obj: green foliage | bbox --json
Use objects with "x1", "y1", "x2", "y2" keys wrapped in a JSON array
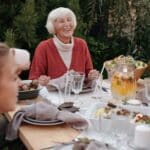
[
  {"x1": 0, "y1": 0, "x2": 149, "y2": 79},
  {"x1": 13, "y1": 0, "x2": 38, "y2": 48},
  {"x1": 4, "y1": 29, "x2": 16, "y2": 47}
]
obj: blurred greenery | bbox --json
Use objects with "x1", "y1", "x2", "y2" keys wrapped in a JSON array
[{"x1": 0, "y1": 0, "x2": 149, "y2": 78}]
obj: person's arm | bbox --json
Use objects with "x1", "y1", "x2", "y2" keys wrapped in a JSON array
[
  {"x1": 29, "y1": 42, "x2": 48, "y2": 80},
  {"x1": 29, "y1": 42, "x2": 51, "y2": 85}
]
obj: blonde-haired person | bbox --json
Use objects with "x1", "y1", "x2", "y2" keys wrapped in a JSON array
[
  {"x1": 29, "y1": 7, "x2": 99, "y2": 85},
  {"x1": 0, "y1": 43, "x2": 18, "y2": 148},
  {"x1": 0, "y1": 43, "x2": 29, "y2": 148}
]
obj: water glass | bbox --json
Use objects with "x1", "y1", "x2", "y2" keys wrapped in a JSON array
[
  {"x1": 59, "y1": 72, "x2": 73, "y2": 103},
  {"x1": 144, "y1": 78, "x2": 150, "y2": 100},
  {"x1": 71, "y1": 72, "x2": 85, "y2": 94},
  {"x1": 70, "y1": 71, "x2": 85, "y2": 105}
]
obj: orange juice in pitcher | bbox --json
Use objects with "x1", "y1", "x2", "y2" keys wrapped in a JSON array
[{"x1": 111, "y1": 61, "x2": 136, "y2": 102}]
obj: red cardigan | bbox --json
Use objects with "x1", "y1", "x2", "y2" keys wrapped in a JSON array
[{"x1": 29, "y1": 37, "x2": 93, "y2": 79}]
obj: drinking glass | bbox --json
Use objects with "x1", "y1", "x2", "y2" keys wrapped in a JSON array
[
  {"x1": 144, "y1": 78, "x2": 150, "y2": 100},
  {"x1": 92, "y1": 75, "x2": 103, "y2": 99},
  {"x1": 58, "y1": 72, "x2": 74, "y2": 103},
  {"x1": 70, "y1": 72, "x2": 85, "y2": 106}
]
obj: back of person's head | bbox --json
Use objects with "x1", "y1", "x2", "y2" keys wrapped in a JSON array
[
  {"x1": 12, "y1": 48, "x2": 30, "y2": 71},
  {"x1": 46, "y1": 7, "x2": 77, "y2": 35}
]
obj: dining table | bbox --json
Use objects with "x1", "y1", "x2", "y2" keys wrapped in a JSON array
[
  {"x1": 5, "y1": 83, "x2": 105, "y2": 150},
  {"x1": 4, "y1": 79, "x2": 148, "y2": 150},
  {"x1": 5, "y1": 96, "x2": 81, "y2": 150}
]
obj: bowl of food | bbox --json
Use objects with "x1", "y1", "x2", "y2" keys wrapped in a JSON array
[
  {"x1": 134, "y1": 61, "x2": 148, "y2": 81},
  {"x1": 104, "y1": 55, "x2": 147, "y2": 81},
  {"x1": 18, "y1": 80, "x2": 40, "y2": 100}
]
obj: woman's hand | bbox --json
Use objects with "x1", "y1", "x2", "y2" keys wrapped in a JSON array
[
  {"x1": 88, "y1": 69, "x2": 100, "y2": 80},
  {"x1": 38, "y1": 75, "x2": 50, "y2": 86}
]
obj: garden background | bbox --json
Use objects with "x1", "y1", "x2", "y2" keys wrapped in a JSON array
[{"x1": 0, "y1": 0, "x2": 149, "y2": 78}]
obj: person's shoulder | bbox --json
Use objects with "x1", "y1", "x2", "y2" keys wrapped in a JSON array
[
  {"x1": 38, "y1": 38, "x2": 53, "y2": 47},
  {"x1": 35, "y1": 38, "x2": 53, "y2": 51},
  {"x1": 74, "y1": 37, "x2": 87, "y2": 45}
]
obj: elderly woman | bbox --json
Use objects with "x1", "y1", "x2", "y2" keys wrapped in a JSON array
[{"x1": 29, "y1": 7, "x2": 99, "y2": 86}]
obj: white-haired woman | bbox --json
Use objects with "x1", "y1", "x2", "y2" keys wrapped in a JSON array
[{"x1": 29, "y1": 7, "x2": 99, "y2": 86}]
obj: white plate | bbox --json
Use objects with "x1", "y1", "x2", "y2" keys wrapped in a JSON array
[
  {"x1": 127, "y1": 99, "x2": 142, "y2": 105},
  {"x1": 25, "y1": 117, "x2": 61, "y2": 123},
  {"x1": 23, "y1": 117, "x2": 64, "y2": 126}
]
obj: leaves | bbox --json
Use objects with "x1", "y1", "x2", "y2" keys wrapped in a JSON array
[
  {"x1": 14, "y1": 0, "x2": 38, "y2": 48},
  {"x1": 4, "y1": 29, "x2": 16, "y2": 47}
]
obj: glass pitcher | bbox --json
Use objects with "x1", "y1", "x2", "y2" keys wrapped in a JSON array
[{"x1": 111, "y1": 60, "x2": 137, "y2": 102}]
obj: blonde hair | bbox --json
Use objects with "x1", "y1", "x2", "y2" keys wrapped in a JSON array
[{"x1": 45, "y1": 7, "x2": 77, "y2": 35}]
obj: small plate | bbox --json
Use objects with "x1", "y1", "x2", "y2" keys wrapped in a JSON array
[
  {"x1": 24, "y1": 117, "x2": 64, "y2": 126},
  {"x1": 127, "y1": 99, "x2": 142, "y2": 105},
  {"x1": 81, "y1": 87, "x2": 94, "y2": 94}
]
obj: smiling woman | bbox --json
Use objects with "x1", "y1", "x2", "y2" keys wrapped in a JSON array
[{"x1": 29, "y1": 7, "x2": 99, "y2": 86}]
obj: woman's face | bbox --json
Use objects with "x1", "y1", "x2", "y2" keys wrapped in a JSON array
[
  {"x1": 54, "y1": 16, "x2": 74, "y2": 43},
  {"x1": 0, "y1": 52, "x2": 18, "y2": 113}
]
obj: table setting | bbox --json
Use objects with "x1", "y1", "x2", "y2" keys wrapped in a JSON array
[
  {"x1": 6, "y1": 100, "x2": 88, "y2": 141},
  {"x1": 6, "y1": 55, "x2": 150, "y2": 150}
]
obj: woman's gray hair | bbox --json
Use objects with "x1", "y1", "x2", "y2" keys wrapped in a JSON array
[{"x1": 45, "y1": 7, "x2": 77, "y2": 35}]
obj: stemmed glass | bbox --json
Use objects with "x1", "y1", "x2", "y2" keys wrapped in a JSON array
[{"x1": 70, "y1": 71, "x2": 85, "y2": 106}]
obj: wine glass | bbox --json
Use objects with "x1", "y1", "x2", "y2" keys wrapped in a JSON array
[
  {"x1": 144, "y1": 77, "x2": 150, "y2": 100},
  {"x1": 70, "y1": 72, "x2": 85, "y2": 106}
]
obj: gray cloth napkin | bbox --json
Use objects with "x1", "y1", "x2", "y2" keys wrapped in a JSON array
[{"x1": 6, "y1": 101, "x2": 88, "y2": 141}]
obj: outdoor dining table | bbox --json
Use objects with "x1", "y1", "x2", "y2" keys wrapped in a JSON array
[
  {"x1": 5, "y1": 96, "x2": 80, "y2": 150},
  {"x1": 4, "y1": 79, "x2": 146, "y2": 150},
  {"x1": 4, "y1": 80, "x2": 107, "y2": 150}
]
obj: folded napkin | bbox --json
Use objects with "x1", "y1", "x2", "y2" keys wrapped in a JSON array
[
  {"x1": 40, "y1": 87, "x2": 61, "y2": 105},
  {"x1": 47, "y1": 74, "x2": 66, "y2": 90},
  {"x1": 6, "y1": 101, "x2": 88, "y2": 141}
]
